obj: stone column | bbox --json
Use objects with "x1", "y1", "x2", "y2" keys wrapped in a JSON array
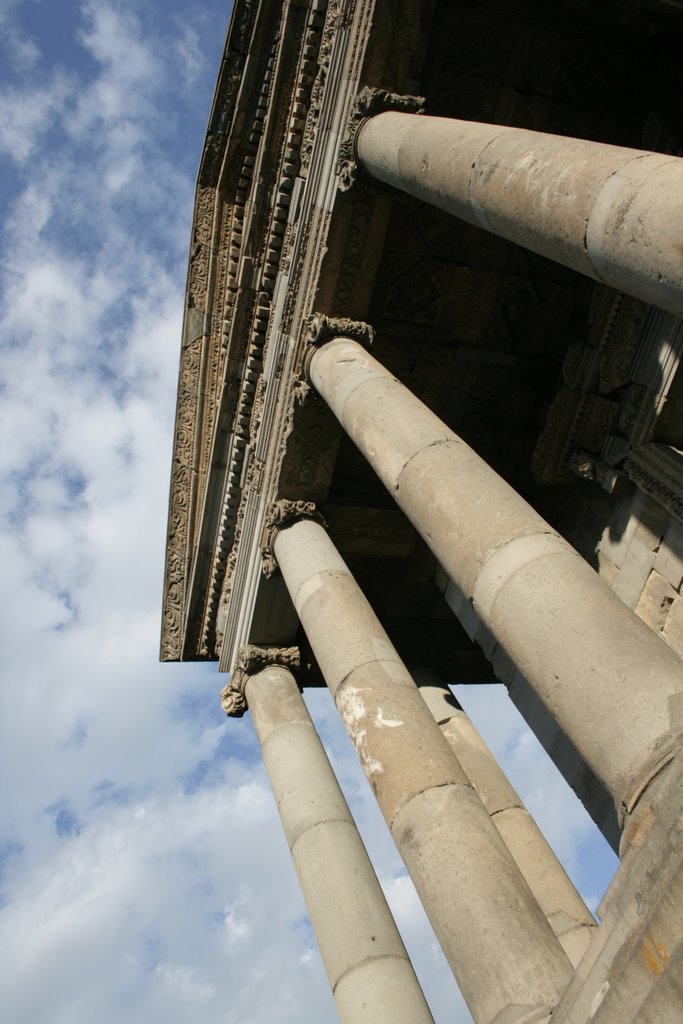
[
  {"x1": 263, "y1": 505, "x2": 573, "y2": 1024},
  {"x1": 305, "y1": 318, "x2": 683, "y2": 830},
  {"x1": 414, "y1": 668, "x2": 596, "y2": 968},
  {"x1": 343, "y1": 90, "x2": 683, "y2": 316},
  {"x1": 221, "y1": 646, "x2": 435, "y2": 1024}
]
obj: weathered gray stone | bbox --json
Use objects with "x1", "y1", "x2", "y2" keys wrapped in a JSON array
[
  {"x1": 597, "y1": 491, "x2": 644, "y2": 570},
  {"x1": 309, "y1": 337, "x2": 683, "y2": 819},
  {"x1": 245, "y1": 661, "x2": 435, "y2": 1024},
  {"x1": 356, "y1": 112, "x2": 683, "y2": 316},
  {"x1": 634, "y1": 570, "x2": 678, "y2": 633},
  {"x1": 272, "y1": 517, "x2": 573, "y2": 1024},
  {"x1": 613, "y1": 538, "x2": 657, "y2": 609},
  {"x1": 663, "y1": 597, "x2": 683, "y2": 658},
  {"x1": 653, "y1": 520, "x2": 683, "y2": 591},
  {"x1": 416, "y1": 674, "x2": 596, "y2": 967}
]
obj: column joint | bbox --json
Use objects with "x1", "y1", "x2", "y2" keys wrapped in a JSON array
[
  {"x1": 331, "y1": 952, "x2": 416, "y2": 994},
  {"x1": 390, "y1": 778, "x2": 475, "y2": 831},
  {"x1": 289, "y1": 814, "x2": 358, "y2": 856}
]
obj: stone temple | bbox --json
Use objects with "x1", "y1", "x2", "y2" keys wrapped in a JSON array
[{"x1": 161, "y1": 1, "x2": 683, "y2": 1020}]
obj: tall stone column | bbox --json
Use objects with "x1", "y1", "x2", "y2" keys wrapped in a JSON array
[
  {"x1": 220, "y1": 646, "x2": 436, "y2": 1024},
  {"x1": 341, "y1": 89, "x2": 683, "y2": 316},
  {"x1": 414, "y1": 668, "x2": 596, "y2": 968},
  {"x1": 304, "y1": 317, "x2": 683, "y2": 830},
  {"x1": 262, "y1": 504, "x2": 573, "y2": 1024}
]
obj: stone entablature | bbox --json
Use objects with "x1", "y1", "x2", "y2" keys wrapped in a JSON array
[
  {"x1": 161, "y1": 0, "x2": 334, "y2": 661},
  {"x1": 163, "y1": 0, "x2": 430, "y2": 668}
]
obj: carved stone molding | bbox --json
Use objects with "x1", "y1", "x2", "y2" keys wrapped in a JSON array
[
  {"x1": 625, "y1": 444, "x2": 683, "y2": 524},
  {"x1": 303, "y1": 312, "x2": 374, "y2": 381},
  {"x1": 220, "y1": 645, "x2": 302, "y2": 717},
  {"x1": 261, "y1": 499, "x2": 326, "y2": 577},
  {"x1": 338, "y1": 86, "x2": 425, "y2": 192},
  {"x1": 161, "y1": 337, "x2": 203, "y2": 661},
  {"x1": 164, "y1": 0, "x2": 332, "y2": 661},
  {"x1": 306, "y1": 311, "x2": 375, "y2": 348},
  {"x1": 533, "y1": 386, "x2": 619, "y2": 485},
  {"x1": 300, "y1": 0, "x2": 342, "y2": 173},
  {"x1": 587, "y1": 287, "x2": 650, "y2": 397},
  {"x1": 570, "y1": 449, "x2": 628, "y2": 494}
]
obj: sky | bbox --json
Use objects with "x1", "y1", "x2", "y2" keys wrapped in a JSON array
[{"x1": 0, "y1": 2, "x2": 618, "y2": 1022}]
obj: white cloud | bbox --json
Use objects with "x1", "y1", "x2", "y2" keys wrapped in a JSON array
[
  {"x1": 174, "y1": 24, "x2": 203, "y2": 87},
  {"x1": 0, "y1": 1, "x2": 40, "y2": 74},
  {"x1": 0, "y1": 777, "x2": 336, "y2": 1024},
  {"x1": 0, "y1": 72, "x2": 73, "y2": 162}
]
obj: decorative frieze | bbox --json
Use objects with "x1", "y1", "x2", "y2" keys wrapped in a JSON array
[
  {"x1": 168, "y1": 0, "x2": 334, "y2": 661},
  {"x1": 193, "y1": 186, "x2": 217, "y2": 248},
  {"x1": 625, "y1": 443, "x2": 683, "y2": 524},
  {"x1": 300, "y1": 1, "x2": 341, "y2": 172},
  {"x1": 220, "y1": 644, "x2": 302, "y2": 717},
  {"x1": 532, "y1": 387, "x2": 619, "y2": 484},
  {"x1": 161, "y1": 337, "x2": 203, "y2": 660},
  {"x1": 338, "y1": 87, "x2": 425, "y2": 192},
  {"x1": 588, "y1": 287, "x2": 649, "y2": 396},
  {"x1": 261, "y1": 499, "x2": 326, "y2": 577}
]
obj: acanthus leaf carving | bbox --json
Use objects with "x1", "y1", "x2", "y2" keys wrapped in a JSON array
[
  {"x1": 261, "y1": 499, "x2": 326, "y2": 577},
  {"x1": 188, "y1": 244, "x2": 210, "y2": 311},
  {"x1": 338, "y1": 87, "x2": 425, "y2": 192},
  {"x1": 193, "y1": 186, "x2": 217, "y2": 248},
  {"x1": 303, "y1": 313, "x2": 374, "y2": 381},
  {"x1": 220, "y1": 645, "x2": 302, "y2": 717}
]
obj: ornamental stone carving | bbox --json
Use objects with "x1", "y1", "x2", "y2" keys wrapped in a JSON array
[
  {"x1": 305, "y1": 312, "x2": 375, "y2": 348},
  {"x1": 303, "y1": 313, "x2": 374, "y2": 380},
  {"x1": 220, "y1": 645, "x2": 302, "y2": 717},
  {"x1": 625, "y1": 444, "x2": 683, "y2": 524},
  {"x1": 338, "y1": 87, "x2": 425, "y2": 192},
  {"x1": 261, "y1": 499, "x2": 326, "y2": 577}
]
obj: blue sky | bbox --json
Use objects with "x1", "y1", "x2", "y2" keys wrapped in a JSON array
[{"x1": 0, "y1": 3, "x2": 617, "y2": 1022}]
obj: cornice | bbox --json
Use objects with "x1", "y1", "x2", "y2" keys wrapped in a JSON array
[
  {"x1": 161, "y1": 0, "x2": 272, "y2": 662},
  {"x1": 162, "y1": 0, "x2": 333, "y2": 661},
  {"x1": 198, "y1": 3, "x2": 332, "y2": 660},
  {"x1": 217, "y1": 0, "x2": 404, "y2": 671},
  {"x1": 163, "y1": 0, "x2": 413, "y2": 667}
]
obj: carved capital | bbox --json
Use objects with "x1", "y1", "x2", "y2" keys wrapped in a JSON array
[
  {"x1": 220, "y1": 645, "x2": 302, "y2": 718},
  {"x1": 261, "y1": 499, "x2": 326, "y2": 577},
  {"x1": 338, "y1": 87, "x2": 425, "y2": 192},
  {"x1": 303, "y1": 313, "x2": 374, "y2": 381}
]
